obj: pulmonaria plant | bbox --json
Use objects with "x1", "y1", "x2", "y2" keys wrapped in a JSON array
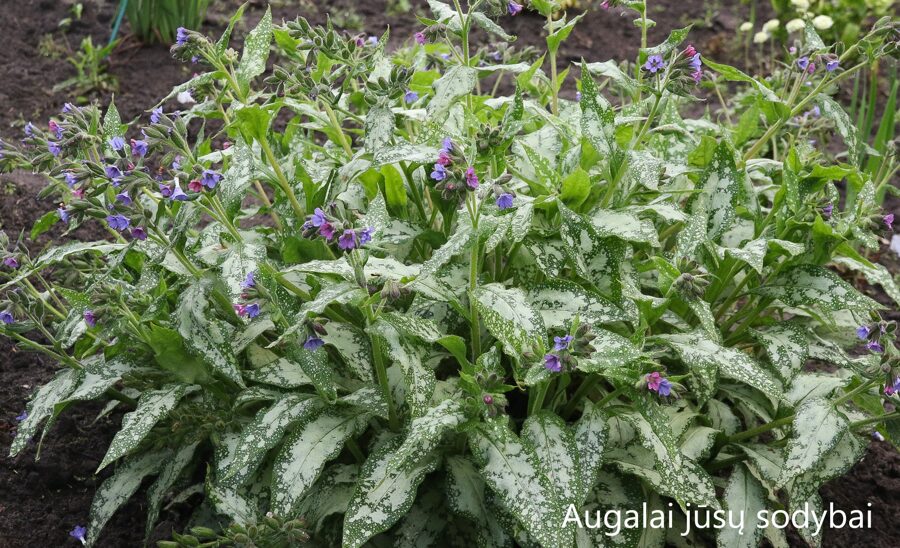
[{"x1": 0, "y1": 2, "x2": 898, "y2": 547}]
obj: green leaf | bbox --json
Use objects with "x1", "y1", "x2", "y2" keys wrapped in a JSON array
[
  {"x1": 380, "y1": 163, "x2": 407, "y2": 210},
  {"x1": 833, "y1": 255, "x2": 900, "y2": 307},
  {"x1": 271, "y1": 405, "x2": 371, "y2": 515},
  {"x1": 86, "y1": 451, "x2": 167, "y2": 547},
  {"x1": 343, "y1": 436, "x2": 439, "y2": 548},
  {"x1": 236, "y1": 7, "x2": 272, "y2": 86},
  {"x1": 30, "y1": 210, "x2": 59, "y2": 240},
  {"x1": 717, "y1": 464, "x2": 766, "y2": 548},
  {"x1": 221, "y1": 393, "x2": 321, "y2": 487},
  {"x1": 778, "y1": 397, "x2": 850, "y2": 488},
  {"x1": 559, "y1": 168, "x2": 591, "y2": 209},
  {"x1": 284, "y1": 344, "x2": 338, "y2": 402},
  {"x1": 661, "y1": 332, "x2": 782, "y2": 403},
  {"x1": 471, "y1": 11, "x2": 515, "y2": 41},
  {"x1": 528, "y1": 278, "x2": 632, "y2": 328},
  {"x1": 98, "y1": 384, "x2": 195, "y2": 471},
  {"x1": 428, "y1": 65, "x2": 477, "y2": 116},
  {"x1": 9, "y1": 368, "x2": 81, "y2": 457},
  {"x1": 470, "y1": 420, "x2": 568, "y2": 547},
  {"x1": 372, "y1": 319, "x2": 436, "y2": 417},
  {"x1": 817, "y1": 95, "x2": 861, "y2": 163},
  {"x1": 472, "y1": 283, "x2": 546, "y2": 356},
  {"x1": 639, "y1": 25, "x2": 691, "y2": 64},
  {"x1": 755, "y1": 264, "x2": 881, "y2": 312},
  {"x1": 703, "y1": 58, "x2": 784, "y2": 104}
]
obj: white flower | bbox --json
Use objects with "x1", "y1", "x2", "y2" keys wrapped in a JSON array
[
  {"x1": 753, "y1": 31, "x2": 770, "y2": 44},
  {"x1": 176, "y1": 90, "x2": 196, "y2": 104},
  {"x1": 890, "y1": 234, "x2": 900, "y2": 256},
  {"x1": 762, "y1": 19, "x2": 780, "y2": 33},
  {"x1": 812, "y1": 15, "x2": 834, "y2": 30},
  {"x1": 786, "y1": 18, "x2": 805, "y2": 33},
  {"x1": 790, "y1": 0, "x2": 810, "y2": 9},
  {"x1": 739, "y1": 22, "x2": 753, "y2": 32}
]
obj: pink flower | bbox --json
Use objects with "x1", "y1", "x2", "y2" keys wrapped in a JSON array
[
  {"x1": 414, "y1": 31, "x2": 426, "y2": 45},
  {"x1": 646, "y1": 372, "x2": 662, "y2": 391}
]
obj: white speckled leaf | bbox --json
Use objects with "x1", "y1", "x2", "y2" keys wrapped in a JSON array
[
  {"x1": 343, "y1": 436, "x2": 439, "y2": 548},
  {"x1": 236, "y1": 7, "x2": 272, "y2": 86},
  {"x1": 751, "y1": 324, "x2": 810, "y2": 382},
  {"x1": 785, "y1": 373, "x2": 848, "y2": 405},
  {"x1": 522, "y1": 412, "x2": 580, "y2": 506},
  {"x1": 702, "y1": 141, "x2": 741, "y2": 241},
  {"x1": 417, "y1": 221, "x2": 474, "y2": 281},
  {"x1": 220, "y1": 137, "x2": 257, "y2": 209},
  {"x1": 558, "y1": 201, "x2": 625, "y2": 298},
  {"x1": 296, "y1": 464, "x2": 359, "y2": 532},
  {"x1": 381, "y1": 311, "x2": 444, "y2": 343},
  {"x1": 525, "y1": 237, "x2": 568, "y2": 277},
  {"x1": 145, "y1": 442, "x2": 199, "y2": 540},
  {"x1": 390, "y1": 399, "x2": 464, "y2": 472},
  {"x1": 662, "y1": 332, "x2": 782, "y2": 402},
  {"x1": 372, "y1": 142, "x2": 440, "y2": 167},
  {"x1": 717, "y1": 464, "x2": 766, "y2": 548},
  {"x1": 284, "y1": 344, "x2": 338, "y2": 402},
  {"x1": 588, "y1": 209, "x2": 660, "y2": 246},
  {"x1": 444, "y1": 456, "x2": 510, "y2": 547},
  {"x1": 833, "y1": 255, "x2": 900, "y2": 307},
  {"x1": 271, "y1": 405, "x2": 370, "y2": 515},
  {"x1": 573, "y1": 401, "x2": 607, "y2": 506},
  {"x1": 428, "y1": 65, "x2": 477, "y2": 116},
  {"x1": 472, "y1": 283, "x2": 546, "y2": 356},
  {"x1": 9, "y1": 368, "x2": 80, "y2": 457},
  {"x1": 221, "y1": 240, "x2": 265, "y2": 300},
  {"x1": 755, "y1": 264, "x2": 880, "y2": 312},
  {"x1": 177, "y1": 281, "x2": 243, "y2": 386},
  {"x1": 680, "y1": 426, "x2": 718, "y2": 461},
  {"x1": 675, "y1": 200, "x2": 708, "y2": 261},
  {"x1": 365, "y1": 106, "x2": 395, "y2": 153},
  {"x1": 221, "y1": 393, "x2": 321, "y2": 487},
  {"x1": 527, "y1": 278, "x2": 632, "y2": 328},
  {"x1": 470, "y1": 420, "x2": 569, "y2": 548},
  {"x1": 778, "y1": 397, "x2": 849, "y2": 488},
  {"x1": 684, "y1": 298, "x2": 720, "y2": 343},
  {"x1": 232, "y1": 319, "x2": 275, "y2": 353},
  {"x1": 372, "y1": 319, "x2": 436, "y2": 417},
  {"x1": 86, "y1": 450, "x2": 167, "y2": 547},
  {"x1": 98, "y1": 384, "x2": 195, "y2": 471},
  {"x1": 244, "y1": 352, "x2": 313, "y2": 388},
  {"x1": 576, "y1": 330, "x2": 641, "y2": 371},
  {"x1": 817, "y1": 95, "x2": 860, "y2": 162},
  {"x1": 321, "y1": 322, "x2": 374, "y2": 382}
]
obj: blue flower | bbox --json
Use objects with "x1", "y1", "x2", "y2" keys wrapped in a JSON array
[
  {"x1": 3, "y1": 257, "x2": 18, "y2": 269},
  {"x1": 358, "y1": 226, "x2": 375, "y2": 245},
  {"x1": 304, "y1": 336, "x2": 325, "y2": 350},
  {"x1": 310, "y1": 207, "x2": 328, "y2": 227},
  {"x1": 658, "y1": 378, "x2": 672, "y2": 397},
  {"x1": 0, "y1": 311, "x2": 13, "y2": 324},
  {"x1": 200, "y1": 169, "x2": 221, "y2": 189},
  {"x1": 797, "y1": 57, "x2": 810, "y2": 71},
  {"x1": 176, "y1": 27, "x2": 189, "y2": 46},
  {"x1": 241, "y1": 271, "x2": 256, "y2": 289},
  {"x1": 24, "y1": 122, "x2": 35, "y2": 137},
  {"x1": 70, "y1": 525, "x2": 87, "y2": 544},
  {"x1": 826, "y1": 59, "x2": 839, "y2": 72},
  {"x1": 404, "y1": 90, "x2": 419, "y2": 104},
  {"x1": 57, "y1": 208, "x2": 70, "y2": 223},
  {"x1": 643, "y1": 55, "x2": 666, "y2": 73},
  {"x1": 116, "y1": 191, "x2": 132, "y2": 206},
  {"x1": 170, "y1": 183, "x2": 188, "y2": 201},
  {"x1": 106, "y1": 214, "x2": 130, "y2": 231},
  {"x1": 440, "y1": 137, "x2": 454, "y2": 153},
  {"x1": 245, "y1": 303, "x2": 260, "y2": 318},
  {"x1": 150, "y1": 107, "x2": 163, "y2": 124},
  {"x1": 130, "y1": 227, "x2": 147, "y2": 240},
  {"x1": 105, "y1": 165, "x2": 123, "y2": 185},
  {"x1": 83, "y1": 310, "x2": 96, "y2": 327},
  {"x1": 553, "y1": 335, "x2": 573, "y2": 351},
  {"x1": 856, "y1": 325, "x2": 870, "y2": 340},
  {"x1": 131, "y1": 139, "x2": 148, "y2": 157},
  {"x1": 109, "y1": 136, "x2": 126, "y2": 151},
  {"x1": 430, "y1": 163, "x2": 447, "y2": 181},
  {"x1": 15, "y1": 410, "x2": 27, "y2": 422},
  {"x1": 496, "y1": 193, "x2": 514, "y2": 210},
  {"x1": 48, "y1": 142, "x2": 61, "y2": 156},
  {"x1": 338, "y1": 229, "x2": 358, "y2": 250},
  {"x1": 508, "y1": 1, "x2": 523, "y2": 15},
  {"x1": 544, "y1": 353, "x2": 562, "y2": 372},
  {"x1": 65, "y1": 172, "x2": 78, "y2": 187}
]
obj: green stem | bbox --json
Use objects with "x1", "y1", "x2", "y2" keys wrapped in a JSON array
[
  {"x1": 727, "y1": 414, "x2": 794, "y2": 443},
  {"x1": 561, "y1": 375, "x2": 601, "y2": 418},
  {"x1": 259, "y1": 137, "x2": 305, "y2": 219},
  {"x1": 322, "y1": 101, "x2": 353, "y2": 156}
]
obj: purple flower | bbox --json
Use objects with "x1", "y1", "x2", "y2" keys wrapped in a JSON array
[
  {"x1": 310, "y1": 207, "x2": 328, "y2": 227},
  {"x1": 658, "y1": 378, "x2": 672, "y2": 397},
  {"x1": 575, "y1": 91, "x2": 582, "y2": 102},
  {"x1": 826, "y1": 59, "x2": 839, "y2": 72},
  {"x1": 245, "y1": 303, "x2": 260, "y2": 318},
  {"x1": 404, "y1": 90, "x2": 419, "y2": 104},
  {"x1": 62, "y1": 103, "x2": 76, "y2": 113},
  {"x1": 105, "y1": 165, "x2": 123, "y2": 184},
  {"x1": 355, "y1": 36, "x2": 365, "y2": 47},
  {"x1": 797, "y1": 57, "x2": 810, "y2": 71},
  {"x1": 884, "y1": 213, "x2": 894, "y2": 231},
  {"x1": 465, "y1": 167, "x2": 479, "y2": 189},
  {"x1": 241, "y1": 271, "x2": 255, "y2": 289},
  {"x1": 338, "y1": 229, "x2": 358, "y2": 250},
  {"x1": 646, "y1": 372, "x2": 663, "y2": 391},
  {"x1": 440, "y1": 137, "x2": 454, "y2": 154},
  {"x1": 65, "y1": 172, "x2": 78, "y2": 187},
  {"x1": 806, "y1": 62, "x2": 816, "y2": 74},
  {"x1": 3, "y1": 257, "x2": 19, "y2": 269},
  {"x1": 171, "y1": 184, "x2": 188, "y2": 201},
  {"x1": 70, "y1": 525, "x2": 87, "y2": 544},
  {"x1": 83, "y1": 310, "x2": 96, "y2": 327},
  {"x1": 201, "y1": 169, "x2": 221, "y2": 189},
  {"x1": 188, "y1": 180, "x2": 203, "y2": 193},
  {"x1": 496, "y1": 193, "x2": 515, "y2": 210},
  {"x1": 130, "y1": 139, "x2": 148, "y2": 157},
  {"x1": 873, "y1": 431, "x2": 886, "y2": 441},
  {"x1": 150, "y1": 107, "x2": 163, "y2": 124},
  {"x1": 171, "y1": 156, "x2": 182, "y2": 170},
  {"x1": 808, "y1": 105, "x2": 821, "y2": 118},
  {"x1": 0, "y1": 311, "x2": 13, "y2": 324},
  {"x1": 116, "y1": 191, "x2": 132, "y2": 206},
  {"x1": 57, "y1": 208, "x2": 70, "y2": 223},
  {"x1": 15, "y1": 410, "x2": 27, "y2": 422},
  {"x1": 109, "y1": 136, "x2": 125, "y2": 151},
  {"x1": 414, "y1": 31, "x2": 426, "y2": 45},
  {"x1": 544, "y1": 353, "x2": 562, "y2": 372},
  {"x1": 159, "y1": 183, "x2": 173, "y2": 198},
  {"x1": 176, "y1": 27, "x2": 189, "y2": 46},
  {"x1": 318, "y1": 222, "x2": 335, "y2": 240},
  {"x1": 822, "y1": 203, "x2": 833, "y2": 218},
  {"x1": 430, "y1": 163, "x2": 447, "y2": 181},
  {"x1": 130, "y1": 227, "x2": 147, "y2": 240},
  {"x1": 508, "y1": 1, "x2": 523, "y2": 15},
  {"x1": 437, "y1": 150, "x2": 452, "y2": 166},
  {"x1": 233, "y1": 304, "x2": 246, "y2": 316},
  {"x1": 689, "y1": 52, "x2": 702, "y2": 72},
  {"x1": 643, "y1": 55, "x2": 666, "y2": 73},
  {"x1": 49, "y1": 120, "x2": 64, "y2": 140},
  {"x1": 106, "y1": 214, "x2": 130, "y2": 231},
  {"x1": 553, "y1": 335, "x2": 573, "y2": 351},
  {"x1": 857, "y1": 325, "x2": 871, "y2": 340},
  {"x1": 483, "y1": 394, "x2": 494, "y2": 405},
  {"x1": 867, "y1": 340, "x2": 884, "y2": 353},
  {"x1": 303, "y1": 336, "x2": 325, "y2": 350},
  {"x1": 358, "y1": 226, "x2": 374, "y2": 245},
  {"x1": 48, "y1": 142, "x2": 61, "y2": 156},
  {"x1": 24, "y1": 122, "x2": 35, "y2": 137}
]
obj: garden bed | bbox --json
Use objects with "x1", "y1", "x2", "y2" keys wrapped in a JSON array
[{"x1": 0, "y1": 1, "x2": 897, "y2": 546}]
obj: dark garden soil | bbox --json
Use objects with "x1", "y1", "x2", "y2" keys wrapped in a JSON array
[{"x1": 0, "y1": 1, "x2": 897, "y2": 547}]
